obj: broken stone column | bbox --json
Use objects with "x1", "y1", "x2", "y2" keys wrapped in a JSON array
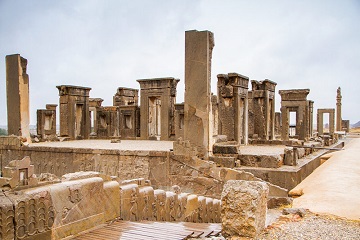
[
  {"x1": 174, "y1": 103, "x2": 185, "y2": 140},
  {"x1": 184, "y1": 30, "x2": 215, "y2": 158},
  {"x1": 56, "y1": 85, "x2": 91, "y2": 140},
  {"x1": 336, "y1": 87, "x2": 342, "y2": 131},
  {"x1": 221, "y1": 180, "x2": 269, "y2": 238},
  {"x1": 6, "y1": 54, "x2": 31, "y2": 142}
]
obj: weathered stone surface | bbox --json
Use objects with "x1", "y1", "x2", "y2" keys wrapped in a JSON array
[
  {"x1": 138, "y1": 186, "x2": 155, "y2": 221},
  {"x1": 209, "y1": 156, "x2": 236, "y2": 168},
  {"x1": 6, "y1": 54, "x2": 31, "y2": 142},
  {"x1": 221, "y1": 180, "x2": 269, "y2": 238},
  {"x1": 183, "y1": 30, "x2": 214, "y2": 158},
  {"x1": 0, "y1": 192, "x2": 15, "y2": 240},
  {"x1": 120, "y1": 183, "x2": 139, "y2": 221},
  {"x1": 282, "y1": 207, "x2": 306, "y2": 217},
  {"x1": 103, "y1": 180, "x2": 121, "y2": 222},
  {"x1": 213, "y1": 142, "x2": 239, "y2": 154},
  {"x1": 267, "y1": 197, "x2": 293, "y2": 209},
  {"x1": 284, "y1": 147, "x2": 297, "y2": 166},
  {"x1": 240, "y1": 154, "x2": 283, "y2": 168},
  {"x1": 50, "y1": 177, "x2": 105, "y2": 239}
]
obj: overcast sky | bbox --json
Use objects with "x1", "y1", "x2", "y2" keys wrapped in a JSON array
[{"x1": 1, "y1": 0, "x2": 359, "y2": 126}]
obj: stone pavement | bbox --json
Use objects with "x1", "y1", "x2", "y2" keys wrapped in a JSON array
[{"x1": 290, "y1": 137, "x2": 360, "y2": 220}]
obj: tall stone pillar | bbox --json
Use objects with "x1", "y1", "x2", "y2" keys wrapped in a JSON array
[
  {"x1": 184, "y1": 30, "x2": 214, "y2": 158},
  {"x1": 336, "y1": 87, "x2": 342, "y2": 131},
  {"x1": 6, "y1": 54, "x2": 31, "y2": 142}
]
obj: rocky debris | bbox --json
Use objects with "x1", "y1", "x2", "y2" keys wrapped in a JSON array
[
  {"x1": 267, "y1": 197, "x2": 293, "y2": 209},
  {"x1": 38, "y1": 173, "x2": 60, "y2": 182},
  {"x1": 257, "y1": 212, "x2": 360, "y2": 240},
  {"x1": 110, "y1": 138, "x2": 121, "y2": 143},
  {"x1": 221, "y1": 180, "x2": 269, "y2": 238},
  {"x1": 282, "y1": 207, "x2": 307, "y2": 217}
]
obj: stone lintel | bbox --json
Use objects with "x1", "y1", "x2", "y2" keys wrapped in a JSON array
[
  {"x1": 317, "y1": 108, "x2": 335, "y2": 113},
  {"x1": 251, "y1": 79, "x2": 277, "y2": 92},
  {"x1": 218, "y1": 73, "x2": 249, "y2": 89},
  {"x1": 279, "y1": 89, "x2": 310, "y2": 101},
  {"x1": 137, "y1": 77, "x2": 180, "y2": 89},
  {"x1": 101, "y1": 106, "x2": 119, "y2": 112},
  {"x1": 116, "y1": 87, "x2": 139, "y2": 96},
  {"x1": 56, "y1": 85, "x2": 91, "y2": 96},
  {"x1": 46, "y1": 104, "x2": 58, "y2": 110}
]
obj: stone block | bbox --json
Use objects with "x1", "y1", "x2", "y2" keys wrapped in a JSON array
[
  {"x1": 138, "y1": 186, "x2": 155, "y2": 221},
  {"x1": 103, "y1": 181, "x2": 121, "y2": 222},
  {"x1": 284, "y1": 147, "x2": 297, "y2": 166},
  {"x1": 221, "y1": 180, "x2": 269, "y2": 238},
  {"x1": 213, "y1": 142, "x2": 239, "y2": 154},
  {"x1": 7, "y1": 185, "x2": 54, "y2": 240},
  {"x1": 177, "y1": 192, "x2": 189, "y2": 221},
  {"x1": 119, "y1": 183, "x2": 139, "y2": 221},
  {"x1": 205, "y1": 197, "x2": 214, "y2": 223},
  {"x1": 184, "y1": 194, "x2": 198, "y2": 222},
  {"x1": 197, "y1": 196, "x2": 206, "y2": 223},
  {"x1": 213, "y1": 199, "x2": 221, "y2": 223},
  {"x1": 0, "y1": 192, "x2": 15, "y2": 240},
  {"x1": 209, "y1": 156, "x2": 236, "y2": 168},
  {"x1": 240, "y1": 154, "x2": 283, "y2": 168},
  {"x1": 165, "y1": 191, "x2": 178, "y2": 221},
  {"x1": 154, "y1": 189, "x2": 166, "y2": 221},
  {"x1": 50, "y1": 177, "x2": 105, "y2": 239}
]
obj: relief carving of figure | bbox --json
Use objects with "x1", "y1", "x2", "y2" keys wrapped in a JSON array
[{"x1": 130, "y1": 188, "x2": 138, "y2": 221}]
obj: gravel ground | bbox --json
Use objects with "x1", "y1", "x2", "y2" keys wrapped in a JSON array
[{"x1": 257, "y1": 211, "x2": 360, "y2": 240}]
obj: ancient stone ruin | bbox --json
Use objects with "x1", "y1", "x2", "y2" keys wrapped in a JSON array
[{"x1": 1, "y1": 29, "x2": 348, "y2": 239}]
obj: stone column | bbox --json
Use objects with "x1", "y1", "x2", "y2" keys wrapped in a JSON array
[
  {"x1": 308, "y1": 100, "x2": 314, "y2": 138},
  {"x1": 336, "y1": 87, "x2": 342, "y2": 131},
  {"x1": 6, "y1": 54, "x2": 31, "y2": 142},
  {"x1": 184, "y1": 30, "x2": 214, "y2": 158},
  {"x1": 329, "y1": 109, "x2": 335, "y2": 136},
  {"x1": 281, "y1": 106, "x2": 289, "y2": 141},
  {"x1": 317, "y1": 109, "x2": 324, "y2": 136}
]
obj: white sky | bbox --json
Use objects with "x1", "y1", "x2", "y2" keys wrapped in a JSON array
[{"x1": 1, "y1": 0, "x2": 359, "y2": 125}]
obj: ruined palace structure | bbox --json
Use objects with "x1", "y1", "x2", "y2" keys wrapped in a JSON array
[
  {"x1": 2, "y1": 30, "x2": 348, "y2": 239},
  {"x1": 217, "y1": 73, "x2": 249, "y2": 145},
  {"x1": 56, "y1": 85, "x2": 91, "y2": 140},
  {"x1": 248, "y1": 79, "x2": 277, "y2": 141},
  {"x1": 279, "y1": 89, "x2": 313, "y2": 141},
  {"x1": 137, "y1": 77, "x2": 179, "y2": 141}
]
